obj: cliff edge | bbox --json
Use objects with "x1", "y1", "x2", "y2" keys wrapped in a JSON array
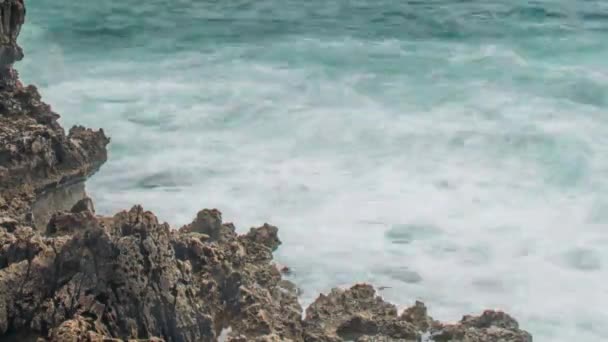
[{"x1": 0, "y1": 0, "x2": 109, "y2": 227}]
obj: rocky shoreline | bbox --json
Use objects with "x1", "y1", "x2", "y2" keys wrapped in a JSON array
[{"x1": 0, "y1": 1, "x2": 532, "y2": 341}]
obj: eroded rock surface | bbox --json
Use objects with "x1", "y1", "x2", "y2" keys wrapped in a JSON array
[
  {"x1": 0, "y1": 0, "x2": 109, "y2": 226},
  {"x1": 0, "y1": 0, "x2": 25, "y2": 68},
  {"x1": 303, "y1": 284, "x2": 532, "y2": 342},
  {"x1": 0, "y1": 206, "x2": 303, "y2": 341}
]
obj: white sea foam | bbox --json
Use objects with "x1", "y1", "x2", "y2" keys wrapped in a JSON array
[{"x1": 20, "y1": 16, "x2": 608, "y2": 341}]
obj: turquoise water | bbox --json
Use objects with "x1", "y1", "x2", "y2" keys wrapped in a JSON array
[{"x1": 19, "y1": 1, "x2": 608, "y2": 340}]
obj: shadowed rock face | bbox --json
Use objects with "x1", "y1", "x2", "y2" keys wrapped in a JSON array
[
  {"x1": 0, "y1": 0, "x2": 25, "y2": 68},
  {"x1": 0, "y1": 0, "x2": 109, "y2": 226},
  {"x1": 303, "y1": 285, "x2": 532, "y2": 342},
  {"x1": 0, "y1": 77, "x2": 110, "y2": 225},
  {"x1": 0, "y1": 1, "x2": 533, "y2": 341},
  {"x1": 1, "y1": 206, "x2": 304, "y2": 341}
]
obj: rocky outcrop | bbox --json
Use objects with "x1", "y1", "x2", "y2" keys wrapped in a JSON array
[
  {"x1": 0, "y1": 1, "x2": 533, "y2": 341},
  {"x1": 0, "y1": 206, "x2": 303, "y2": 341},
  {"x1": 303, "y1": 284, "x2": 532, "y2": 342},
  {"x1": 0, "y1": 0, "x2": 109, "y2": 226},
  {"x1": 0, "y1": 77, "x2": 109, "y2": 225},
  {"x1": 0, "y1": 203, "x2": 533, "y2": 342},
  {"x1": 0, "y1": 0, "x2": 25, "y2": 69}
]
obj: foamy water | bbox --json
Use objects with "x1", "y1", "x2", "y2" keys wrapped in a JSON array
[{"x1": 19, "y1": 1, "x2": 608, "y2": 340}]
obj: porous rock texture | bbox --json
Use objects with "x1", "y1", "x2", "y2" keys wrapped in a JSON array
[
  {"x1": 0, "y1": 1, "x2": 533, "y2": 341},
  {"x1": 0, "y1": 0, "x2": 108, "y2": 226},
  {"x1": 303, "y1": 284, "x2": 532, "y2": 342}
]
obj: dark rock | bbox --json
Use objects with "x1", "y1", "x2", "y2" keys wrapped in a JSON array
[
  {"x1": 179, "y1": 209, "x2": 236, "y2": 241},
  {"x1": 275, "y1": 263, "x2": 292, "y2": 275},
  {"x1": 70, "y1": 196, "x2": 95, "y2": 214},
  {"x1": 303, "y1": 285, "x2": 532, "y2": 342},
  {"x1": 0, "y1": 2, "x2": 108, "y2": 226},
  {"x1": 0, "y1": 206, "x2": 306, "y2": 342},
  {"x1": 303, "y1": 284, "x2": 418, "y2": 342},
  {"x1": 429, "y1": 310, "x2": 532, "y2": 342},
  {"x1": 245, "y1": 223, "x2": 281, "y2": 251},
  {"x1": 0, "y1": 0, "x2": 25, "y2": 69},
  {"x1": 0, "y1": 215, "x2": 17, "y2": 231},
  {"x1": 400, "y1": 301, "x2": 437, "y2": 332}
]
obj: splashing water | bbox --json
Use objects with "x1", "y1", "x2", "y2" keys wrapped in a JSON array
[{"x1": 19, "y1": 1, "x2": 608, "y2": 340}]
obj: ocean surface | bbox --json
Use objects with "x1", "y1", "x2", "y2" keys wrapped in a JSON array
[{"x1": 19, "y1": 1, "x2": 608, "y2": 340}]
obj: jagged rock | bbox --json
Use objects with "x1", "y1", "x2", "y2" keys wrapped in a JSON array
[
  {"x1": 71, "y1": 196, "x2": 95, "y2": 214},
  {"x1": 0, "y1": 0, "x2": 25, "y2": 69},
  {"x1": 303, "y1": 285, "x2": 532, "y2": 342},
  {"x1": 245, "y1": 223, "x2": 281, "y2": 251},
  {"x1": 0, "y1": 206, "x2": 306, "y2": 341},
  {"x1": 430, "y1": 310, "x2": 533, "y2": 342},
  {"x1": 179, "y1": 209, "x2": 236, "y2": 241},
  {"x1": 46, "y1": 210, "x2": 98, "y2": 236},
  {"x1": 0, "y1": 0, "x2": 108, "y2": 225},
  {"x1": 49, "y1": 315, "x2": 165, "y2": 342},
  {"x1": 400, "y1": 301, "x2": 438, "y2": 332},
  {"x1": 0, "y1": 80, "x2": 109, "y2": 225},
  {"x1": 303, "y1": 284, "x2": 419, "y2": 342},
  {"x1": 0, "y1": 216, "x2": 17, "y2": 231}
]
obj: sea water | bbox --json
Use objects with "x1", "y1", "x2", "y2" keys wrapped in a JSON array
[{"x1": 19, "y1": 1, "x2": 608, "y2": 340}]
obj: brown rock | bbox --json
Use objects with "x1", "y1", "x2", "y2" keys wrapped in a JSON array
[
  {"x1": 0, "y1": 206, "x2": 306, "y2": 342},
  {"x1": 245, "y1": 223, "x2": 281, "y2": 251},
  {"x1": 400, "y1": 301, "x2": 436, "y2": 332},
  {"x1": 0, "y1": 0, "x2": 25, "y2": 68},
  {"x1": 0, "y1": 2, "x2": 109, "y2": 225},
  {"x1": 431, "y1": 310, "x2": 532, "y2": 342},
  {"x1": 303, "y1": 284, "x2": 418, "y2": 342},
  {"x1": 70, "y1": 196, "x2": 96, "y2": 214},
  {"x1": 179, "y1": 208, "x2": 236, "y2": 241},
  {"x1": 0, "y1": 216, "x2": 18, "y2": 232}
]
